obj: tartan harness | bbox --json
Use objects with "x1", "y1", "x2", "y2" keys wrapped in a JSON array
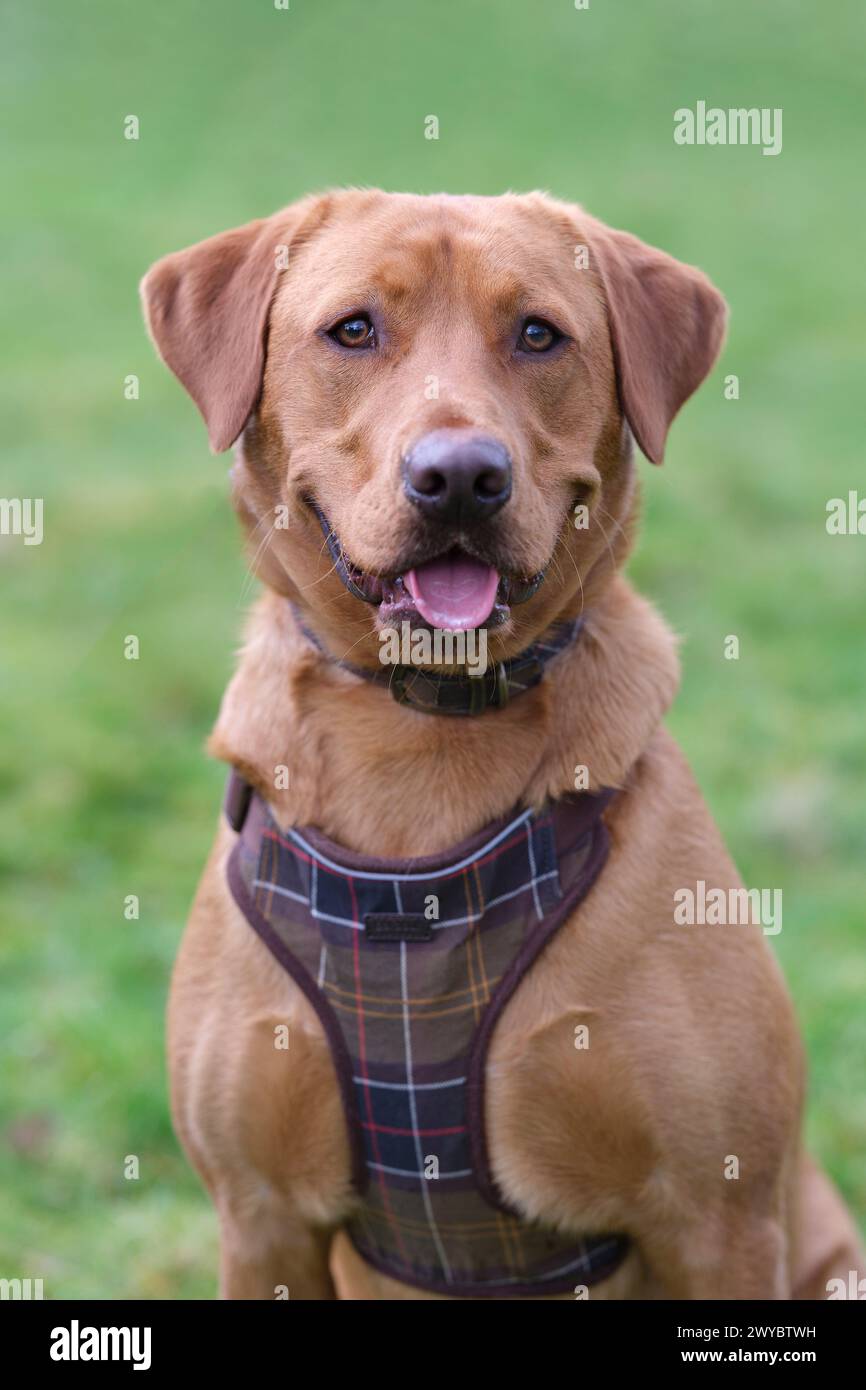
[{"x1": 225, "y1": 770, "x2": 629, "y2": 1297}]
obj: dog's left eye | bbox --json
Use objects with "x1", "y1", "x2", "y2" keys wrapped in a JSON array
[
  {"x1": 519, "y1": 319, "x2": 559, "y2": 352},
  {"x1": 330, "y1": 315, "x2": 375, "y2": 349}
]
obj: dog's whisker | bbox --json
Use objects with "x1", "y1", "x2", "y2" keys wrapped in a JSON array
[
  {"x1": 590, "y1": 506, "x2": 623, "y2": 576},
  {"x1": 573, "y1": 560, "x2": 585, "y2": 617},
  {"x1": 594, "y1": 501, "x2": 629, "y2": 545},
  {"x1": 299, "y1": 550, "x2": 344, "y2": 592},
  {"x1": 239, "y1": 519, "x2": 279, "y2": 604},
  {"x1": 559, "y1": 543, "x2": 586, "y2": 616}
]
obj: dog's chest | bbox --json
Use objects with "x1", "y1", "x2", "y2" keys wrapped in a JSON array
[{"x1": 225, "y1": 771, "x2": 627, "y2": 1295}]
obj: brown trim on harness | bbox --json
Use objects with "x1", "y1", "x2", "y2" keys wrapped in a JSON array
[
  {"x1": 222, "y1": 769, "x2": 618, "y2": 1211},
  {"x1": 222, "y1": 770, "x2": 628, "y2": 1295},
  {"x1": 468, "y1": 792, "x2": 615, "y2": 1212},
  {"x1": 226, "y1": 828, "x2": 370, "y2": 1194}
]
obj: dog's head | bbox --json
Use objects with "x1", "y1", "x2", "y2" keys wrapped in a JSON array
[{"x1": 142, "y1": 190, "x2": 725, "y2": 660}]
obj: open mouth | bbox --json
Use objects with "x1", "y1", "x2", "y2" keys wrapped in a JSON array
[{"x1": 311, "y1": 504, "x2": 545, "y2": 631}]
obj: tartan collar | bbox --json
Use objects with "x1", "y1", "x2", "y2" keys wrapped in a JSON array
[{"x1": 289, "y1": 604, "x2": 583, "y2": 716}]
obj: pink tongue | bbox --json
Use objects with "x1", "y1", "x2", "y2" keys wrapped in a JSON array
[{"x1": 405, "y1": 553, "x2": 500, "y2": 631}]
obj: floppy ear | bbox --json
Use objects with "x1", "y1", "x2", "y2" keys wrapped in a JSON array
[
  {"x1": 582, "y1": 214, "x2": 728, "y2": 464},
  {"x1": 140, "y1": 196, "x2": 330, "y2": 452}
]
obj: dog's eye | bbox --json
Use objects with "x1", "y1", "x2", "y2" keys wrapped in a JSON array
[
  {"x1": 519, "y1": 319, "x2": 559, "y2": 352},
  {"x1": 330, "y1": 315, "x2": 375, "y2": 349}
]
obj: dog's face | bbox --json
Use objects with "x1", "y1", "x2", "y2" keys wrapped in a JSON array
[{"x1": 143, "y1": 190, "x2": 726, "y2": 659}]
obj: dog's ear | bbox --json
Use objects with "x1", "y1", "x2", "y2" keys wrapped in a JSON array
[
  {"x1": 580, "y1": 214, "x2": 728, "y2": 464},
  {"x1": 140, "y1": 196, "x2": 330, "y2": 453}
]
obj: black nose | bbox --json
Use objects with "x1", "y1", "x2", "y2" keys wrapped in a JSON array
[{"x1": 402, "y1": 429, "x2": 512, "y2": 524}]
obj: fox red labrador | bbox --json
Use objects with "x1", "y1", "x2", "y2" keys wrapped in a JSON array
[{"x1": 142, "y1": 190, "x2": 864, "y2": 1299}]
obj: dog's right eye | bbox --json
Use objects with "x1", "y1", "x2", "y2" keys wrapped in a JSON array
[{"x1": 329, "y1": 315, "x2": 375, "y2": 349}]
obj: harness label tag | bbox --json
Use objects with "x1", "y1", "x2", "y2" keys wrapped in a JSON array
[{"x1": 364, "y1": 913, "x2": 433, "y2": 943}]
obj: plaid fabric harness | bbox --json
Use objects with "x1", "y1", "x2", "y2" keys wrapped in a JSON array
[{"x1": 225, "y1": 770, "x2": 629, "y2": 1297}]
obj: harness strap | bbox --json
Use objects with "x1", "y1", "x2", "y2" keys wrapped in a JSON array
[{"x1": 224, "y1": 768, "x2": 253, "y2": 833}]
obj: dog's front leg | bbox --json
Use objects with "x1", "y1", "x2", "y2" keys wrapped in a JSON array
[
  {"x1": 641, "y1": 1205, "x2": 791, "y2": 1300},
  {"x1": 216, "y1": 1190, "x2": 337, "y2": 1300}
]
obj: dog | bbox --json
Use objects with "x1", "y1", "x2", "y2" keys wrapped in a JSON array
[{"x1": 141, "y1": 190, "x2": 865, "y2": 1299}]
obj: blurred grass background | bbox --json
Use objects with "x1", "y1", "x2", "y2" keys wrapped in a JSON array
[{"x1": 1, "y1": 0, "x2": 864, "y2": 1298}]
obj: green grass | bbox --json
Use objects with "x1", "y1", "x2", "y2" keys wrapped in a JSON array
[{"x1": 1, "y1": 0, "x2": 864, "y2": 1298}]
